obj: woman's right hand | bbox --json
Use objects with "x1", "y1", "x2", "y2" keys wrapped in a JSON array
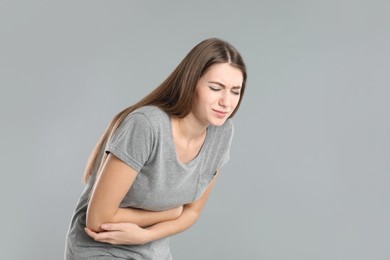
[{"x1": 85, "y1": 222, "x2": 152, "y2": 245}]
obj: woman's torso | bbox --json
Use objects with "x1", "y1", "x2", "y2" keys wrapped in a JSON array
[{"x1": 65, "y1": 106, "x2": 233, "y2": 259}]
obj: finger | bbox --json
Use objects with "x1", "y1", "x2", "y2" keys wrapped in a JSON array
[
  {"x1": 93, "y1": 232, "x2": 122, "y2": 245},
  {"x1": 84, "y1": 228, "x2": 96, "y2": 237},
  {"x1": 85, "y1": 228, "x2": 115, "y2": 243},
  {"x1": 100, "y1": 223, "x2": 117, "y2": 231},
  {"x1": 85, "y1": 228, "x2": 109, "y2": 240}
]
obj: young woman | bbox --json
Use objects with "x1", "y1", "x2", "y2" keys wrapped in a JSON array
[{"x1": 65, "y1": 38, "x2": 247, "y2": 260}]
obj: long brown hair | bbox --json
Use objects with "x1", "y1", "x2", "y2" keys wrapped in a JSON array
[{"x1": 83, "y1": 38, "x2": 247, "y2": 182}]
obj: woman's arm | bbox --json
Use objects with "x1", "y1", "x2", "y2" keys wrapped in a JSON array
[
  {"x1": 86, "y1": 153, "x2": 183, "y2": 232},
  {"x1": 85, "y1": 171, "x2": 220, "y2": 245}
]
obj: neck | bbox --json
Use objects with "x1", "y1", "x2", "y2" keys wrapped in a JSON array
[{"x1": 172, "y1": 113, "x2": 208, "y2": 141}]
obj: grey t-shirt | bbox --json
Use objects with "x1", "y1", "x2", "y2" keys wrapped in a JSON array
[{"x1": 65, "y1": 106, "x2": 234, "y2": 260}]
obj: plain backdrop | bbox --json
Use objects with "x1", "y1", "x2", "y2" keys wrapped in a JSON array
[{"x1": 1, "y1": 0, "x2": 389, "y2": 259}]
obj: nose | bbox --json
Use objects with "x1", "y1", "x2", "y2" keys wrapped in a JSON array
[{"x1": 218, "y1": 91, "x2": 231, "y2": 107}]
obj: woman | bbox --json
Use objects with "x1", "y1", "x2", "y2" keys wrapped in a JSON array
[{"x1": 65, "y1": 38, "x2": 247, "y2": 259}]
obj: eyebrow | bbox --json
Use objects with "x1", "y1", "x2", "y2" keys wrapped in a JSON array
[{"x1": 208, "y1": 81, "x2": 242, "y2": 89}]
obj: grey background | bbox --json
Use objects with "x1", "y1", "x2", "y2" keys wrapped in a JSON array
[{"x1": 1, "y1": 0, "x2": 389, "y2": 259}]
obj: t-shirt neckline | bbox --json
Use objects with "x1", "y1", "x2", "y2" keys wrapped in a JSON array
[{"x1": 168, "y1": 116, "x2": 210, "y2": 168}]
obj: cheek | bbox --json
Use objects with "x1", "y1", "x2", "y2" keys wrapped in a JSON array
[
  {"x1": 193, "y1": 92, "x2": 209, "y2": 112},
  {"x1": 232, "y1": 95, "x2": 241, "y2": 107},
  {"x1": 199, "y1": 91, "x2": 216, "y2": 104}
]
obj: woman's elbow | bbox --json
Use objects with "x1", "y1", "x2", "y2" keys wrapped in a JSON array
[
  {"x1": 86, "y1": 210, "x2": 108, "y2": 232},
  {"x1": 86, "y1": 220, "x2": 102, "y2": 233},
  {"x1": 183, "y1": 205, "x2": 202, "y2": 224}
]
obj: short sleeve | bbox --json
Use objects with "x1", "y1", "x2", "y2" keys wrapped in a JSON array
[{"x1": 105, "y1": 113, "x2": 154, "y2": 172}]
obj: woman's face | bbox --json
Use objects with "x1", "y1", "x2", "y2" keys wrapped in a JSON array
[{"x1": 191, "y1": 63, "x2": 243, "y2": 127}]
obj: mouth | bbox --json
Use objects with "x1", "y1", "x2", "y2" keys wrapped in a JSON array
[{"x1": 212, "y1": 109, "x2": 230, "y2": 118}]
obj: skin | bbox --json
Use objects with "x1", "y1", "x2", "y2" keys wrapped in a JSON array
[{"x1": 85, "y1": 62, "x2": 243, "y2": 245}]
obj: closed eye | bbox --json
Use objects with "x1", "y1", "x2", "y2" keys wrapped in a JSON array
[
  {"x1": 210, "y1": 86, "x2": 241, "y2": 95},
  {"x1": 209, "y1": 86, "x2": 221, "y2": 91}
]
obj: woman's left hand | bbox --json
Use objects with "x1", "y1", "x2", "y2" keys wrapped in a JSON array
[{"x1": 85, "y1": 222, "x2": 152, "y2": 245}]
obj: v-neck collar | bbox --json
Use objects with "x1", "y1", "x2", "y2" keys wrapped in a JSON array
[{"x1": 168, "y1": 116, "x2": 210, "y2": 168}]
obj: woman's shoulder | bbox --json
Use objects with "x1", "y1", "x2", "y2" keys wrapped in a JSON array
[
  {"x1": 131, "y1": 105, "x2": 164, "y2": 116},
  {"x1": 120, "y1": 106, "x2": 168, "y2": 132},
  {"x1": 131, "y1": 105, "x2": 168, "y2": 123}
]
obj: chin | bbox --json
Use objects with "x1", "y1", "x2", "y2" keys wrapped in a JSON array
[{"x1": 209, "y1": 119, "x2": 228, "y2": 126}]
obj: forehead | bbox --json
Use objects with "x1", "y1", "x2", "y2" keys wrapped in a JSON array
[{"x1": 202, "y1": 63, "x2": 243, "y2": 86}]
